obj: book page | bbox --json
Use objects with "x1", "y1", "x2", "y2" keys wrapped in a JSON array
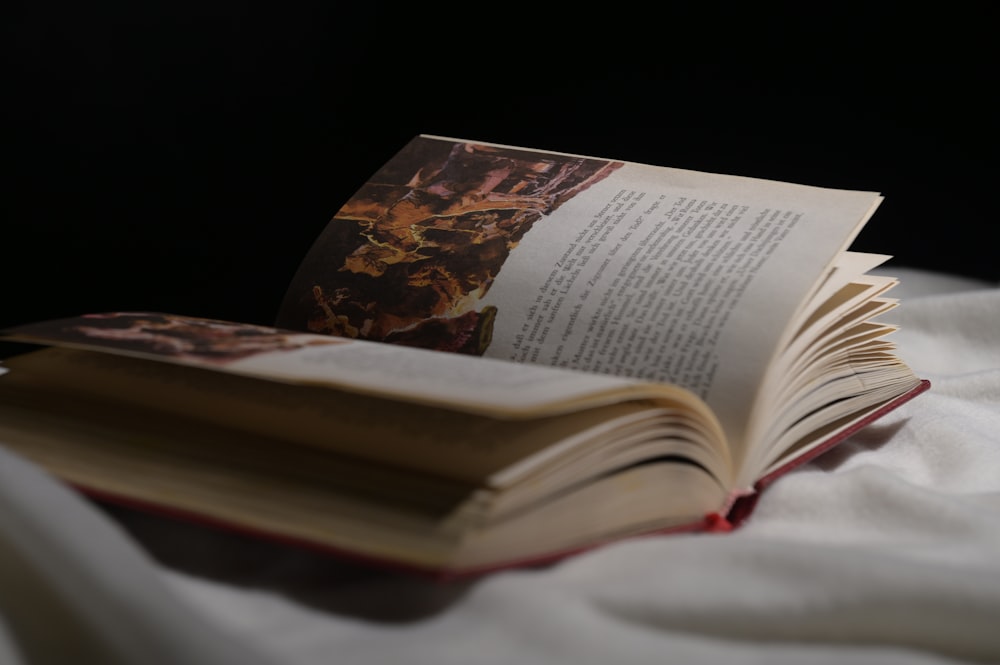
[
  {"x1": 1, "y1": 312, "x2": 707, "y2": 419},
  {"x1": 0, "y1": 345, "x2": 728, "y2": 486},
  {"x1": 277, "y1": 135, "x2": 882, "y2": 450}
]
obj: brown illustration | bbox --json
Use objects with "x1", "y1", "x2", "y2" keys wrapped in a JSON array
[
  {"x1": 277, "y1": 137, "x2": 623, "y2": 355},
  {"x1": 12, "y1": 312, "x2": 343, "y2": 364}
]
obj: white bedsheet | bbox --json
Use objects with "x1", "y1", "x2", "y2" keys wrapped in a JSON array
[{"x1": 2, "y1": 267, "x2": 999, "y2": 665}]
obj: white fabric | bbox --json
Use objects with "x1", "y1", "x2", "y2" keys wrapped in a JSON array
[{"x1": 2, "y1": 267, "x2": 999, "y2": 665}]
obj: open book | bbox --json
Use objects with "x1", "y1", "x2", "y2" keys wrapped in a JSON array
[{"x1": 0, "y1": 135, "x2": 927, "y2": 577}]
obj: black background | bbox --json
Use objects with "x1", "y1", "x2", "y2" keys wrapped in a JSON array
[{"x1": 5, "y1": 4, "x2": 997, "y2": 330}]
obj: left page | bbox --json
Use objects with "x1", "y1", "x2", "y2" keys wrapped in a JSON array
[{"x1": 0, "y1": 312, "x2": 709, "y2": 420}]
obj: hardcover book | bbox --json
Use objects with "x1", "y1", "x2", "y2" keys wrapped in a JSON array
[{"x1": 0, "y1": 135, "x2": 928, "y2": 577}]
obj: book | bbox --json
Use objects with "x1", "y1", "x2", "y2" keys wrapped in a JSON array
[{"x1": 0, "y1": 135, "x2": 928, "y2": 578}]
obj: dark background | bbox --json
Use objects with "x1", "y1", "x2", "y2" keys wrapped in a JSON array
[{"x1": 5, "y1": 4, "x2": 997, "y2": 330}]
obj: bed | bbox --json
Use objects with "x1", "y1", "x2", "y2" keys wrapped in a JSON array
[{"x1": 1, "y1": 265, "x2": 999, "y2": 665}]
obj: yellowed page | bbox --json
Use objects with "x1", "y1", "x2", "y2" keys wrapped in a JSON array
[
  {"x1": 0, "y1": 345, "x2": 729, "y2": 486},
  {"x1": 0, "y1": 396, "x2": 725, "y2": 573}
]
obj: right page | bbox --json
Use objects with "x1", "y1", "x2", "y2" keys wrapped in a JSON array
[{"x1": 277, "y1": 135, "x2": 887, "y2": 470}]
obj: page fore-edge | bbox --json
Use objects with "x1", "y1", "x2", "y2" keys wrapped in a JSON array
[{"x1": 61, "y1": 381, "x2": 929, "y2": 581}]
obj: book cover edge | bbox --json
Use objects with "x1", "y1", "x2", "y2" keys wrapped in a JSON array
[{"x1": 724, "y1": 378, "x2": 931, "y2": 528}]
